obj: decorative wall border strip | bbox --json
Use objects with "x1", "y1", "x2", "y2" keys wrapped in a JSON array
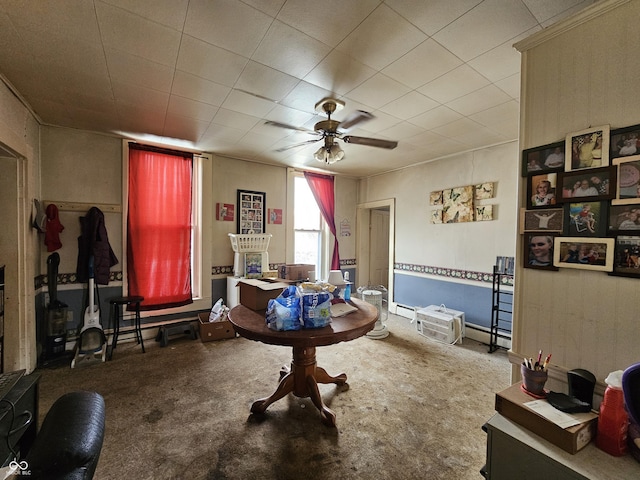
[
  {"x1": 394, "y1": 263, "x2": 513, "y2": 286},
  {"x1": 35, "y1": 271, "x2": 122, "y2": 289}
]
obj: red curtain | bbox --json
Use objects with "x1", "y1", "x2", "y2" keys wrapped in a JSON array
[
  {"x1": 127, "y1": 144, "x2": 193, "y2": 310},
  {"x1": 304, "y1": 171, "x2": 341, "y2": 270}
]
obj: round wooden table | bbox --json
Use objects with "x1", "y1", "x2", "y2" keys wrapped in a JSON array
[{"x1": 228, "y1": 298, "x2": 378, "y2": 427}]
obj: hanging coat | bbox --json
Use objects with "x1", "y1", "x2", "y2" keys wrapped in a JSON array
[
  {"x1": 44, "y1": 203, "x2": 64, "y2": 252},
  {"x1": 76, "y1": 207, "x2": 118, "y2": 285}
]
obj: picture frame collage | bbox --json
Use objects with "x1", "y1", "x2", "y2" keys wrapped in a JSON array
[{"x1": 521, "y1": 123, "x2": 640, "y2": 277}]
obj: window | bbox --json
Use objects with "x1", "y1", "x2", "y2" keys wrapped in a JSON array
[
  {"x1": 294, "y1": 175, "x2": 323, "y2": 278},
  {"x1": 125, "y1": 143, "x2": 203, "y2": 310}
]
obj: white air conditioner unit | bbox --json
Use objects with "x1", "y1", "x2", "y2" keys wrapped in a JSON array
[{"x1": 415, "y1": 305, "x2": 465, "y2": 345}]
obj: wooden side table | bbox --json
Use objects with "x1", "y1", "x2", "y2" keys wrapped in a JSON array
[{"x1": 228, "y1": 298, "x2": 377, "y2": 427}]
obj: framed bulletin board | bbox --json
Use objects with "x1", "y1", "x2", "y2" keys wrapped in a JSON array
[{"x1": 237, "y1": 189, "x2": 266, "y2": 234}]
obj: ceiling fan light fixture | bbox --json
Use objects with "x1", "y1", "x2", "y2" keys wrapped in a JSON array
[{"x1": 314, "y1": 143, "x2": 344, "y2": 164}]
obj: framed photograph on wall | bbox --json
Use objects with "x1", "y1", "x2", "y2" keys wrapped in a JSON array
[
  {"x1": 612, "y1": 155, "x2": 640, "y2": 205},
  {"x1": 527, "y1": 173, "x2": 558, "y2": 209},
  {"x1": 564, "y1": 201, "x2": 608, "y2": 237},
  {"x1": 556, "y1": 166, "x2": 615, "y2": 202},
  {"x1": 611, "y1": 235, "x2": 640, "y2": 277},
  {"x1": 608, "y1": 204, "x2": 640, "y2": 234},
  {"x1": 237, "y1": 189, "x2": 266, "y2": 234},
  {"x1": 519, "y1": 208, "x2": 564, "y2": 233},
  {"x1": 553, "y1": 237, "x2": 614, "y2": 271},
  {"x1": 610, "y1": 124, "x2": 640, "y2": 159},
  {"x1": 523, "y1": 233, "x2": 558, "y2": 270},
  {"x1": 565, "y1": 125, "x2": 610, "y2": 171},
  {"x1": 521, "y1": 141, "x2": 565, "y2": 176}
]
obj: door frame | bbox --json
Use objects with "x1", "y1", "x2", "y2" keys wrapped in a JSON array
[{"x1": 356, "y1": 198, "x2": 395, "y2": 307}]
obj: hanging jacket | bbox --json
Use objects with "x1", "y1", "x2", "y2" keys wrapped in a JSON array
[
  {"x1": 76, "y1": 207, "x2": 118, "y2": 285},
  {"x1": 44, "y1": 203, "x2": 64, "y2": 252}
]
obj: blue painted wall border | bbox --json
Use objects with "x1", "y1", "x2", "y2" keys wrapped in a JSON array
[{"x1": 393, "y1": 272, "x2": 494, "y2": 329}]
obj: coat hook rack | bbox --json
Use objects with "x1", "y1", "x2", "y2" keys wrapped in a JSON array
[{"x1": 44, "y1": 201, "x2": 122, "y2": 213}]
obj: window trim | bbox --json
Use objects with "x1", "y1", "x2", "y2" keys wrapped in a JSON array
[{"x1": 122, "y1": 141, "x2": 210, "y2": 316}]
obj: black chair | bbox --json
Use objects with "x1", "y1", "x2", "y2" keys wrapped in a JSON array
[{"x1": 26, "y1": 391, "x2": 106, "y2": 479}]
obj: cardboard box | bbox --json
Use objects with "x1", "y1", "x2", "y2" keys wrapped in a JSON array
[
  {"x1": 198, "y1": 312, "x2": 236, "y2": 342},
  {"x1": 495, "y1": 383, "x2": 598, "y2": 454},
  {"x1": 238, "y1": 278, "x2": 290, "y2": 310},
  {"x1": 279, "y1": 264, "x2": 315, "y2": 281}
]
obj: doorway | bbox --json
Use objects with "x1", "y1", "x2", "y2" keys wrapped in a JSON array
[{"x1": 356, "y1": 199, "x2": 394, "y2": 306}]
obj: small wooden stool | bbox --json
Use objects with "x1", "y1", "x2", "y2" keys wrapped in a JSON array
[
  {"x1": 156, "y1": 321, "x2": 197, "y2": 347},
  {"x1": 108, "y1": 296, "x2": 145, "y2": 359}
]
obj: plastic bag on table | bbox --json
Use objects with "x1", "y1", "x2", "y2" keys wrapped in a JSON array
[
  {"x1": 265, "y1": 286, "x2": 302, "y2": 331},
  {"x1": 301, "y1": 291, "x2": 331, "y2": 328}
]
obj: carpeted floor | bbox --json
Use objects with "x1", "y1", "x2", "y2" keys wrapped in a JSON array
[{"x1": 35, "y1": 313, "x2": 510, "y2": 480}]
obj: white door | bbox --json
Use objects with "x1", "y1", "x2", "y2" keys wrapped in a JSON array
[{"x1": 369, "y1": 208, "x2": 389, "y2": 288}]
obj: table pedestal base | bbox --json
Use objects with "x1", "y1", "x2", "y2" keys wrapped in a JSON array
[{"x1": 250, "y1": 346, "x2": 347, "y2": 427}]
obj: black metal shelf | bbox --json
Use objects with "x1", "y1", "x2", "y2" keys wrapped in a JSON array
[{"x1": 489, "y1": 264, "x2": 513, "y2": 353}]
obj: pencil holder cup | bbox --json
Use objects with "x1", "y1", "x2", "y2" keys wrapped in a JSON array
[{"x1": 521, "y1": 364, "x2": 548, "y2": 395}]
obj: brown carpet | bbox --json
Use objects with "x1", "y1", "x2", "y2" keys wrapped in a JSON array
[{"x1": 35, "y1": 314, "x2": 510, "y2": 480}]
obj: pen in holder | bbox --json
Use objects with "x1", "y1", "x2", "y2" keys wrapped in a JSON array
[{"x1": 521, "y1": 363, "x2": 548, "y2": 396}]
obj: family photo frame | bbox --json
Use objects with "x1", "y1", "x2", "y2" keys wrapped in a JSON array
[
  {"x1": 519, "y1": 208, "x2": 564, "y2": 233},
  {"x1": 611, "y1": 235, "x2": 640, "y2": 278},
  {"x1": 236, "y1": 189, "x2": 266, "y2": 234},
  {"x1": 608, "y1": 204, "x2": 640, "y2": 234},
  {"x1": 565, "y1": 125, "x2": 610, "y2": 171},
  {"x1": 556, "y1": 166, "x2": 615, "y2": 203},
  {"x1": 612, "y1": 155, "x2": 640, "y2": 205},
  {"x1": 522, "y1": 140, "x2": 565, "y2": 177},
  {"x1": 610, "y1": 123, "x2": 640, "y2": 159},
  {"x1": 523, "y1": 233, "x2": 558, "y2": 271},
  {"x1": 527, "y1": 172, "x2": 558, "y2": 209},
  {"x1": 553, "y1": 237, "x2": 614, "y2": 271},
  {"x1": 563, "y1": 201, "x2": 608, "y2": 237}
]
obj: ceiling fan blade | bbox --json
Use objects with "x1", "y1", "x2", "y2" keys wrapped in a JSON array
[
  {"x1": 265, "y1": 120, "x2": 316, "y2": 134},
  {"x1": 338, "y1": 110, "x2": 374, "y2": 131},
  {"x1": 342, "y1": 135, "x2": 398, "y2": 149},
  {"x1": 274, "y1": 138, "x2": 322, "y2": 152}
]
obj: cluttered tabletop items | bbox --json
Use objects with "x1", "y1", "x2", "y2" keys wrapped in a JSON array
[{"x1": 499, "y1": 348, "x2": 640, "y2": 462}]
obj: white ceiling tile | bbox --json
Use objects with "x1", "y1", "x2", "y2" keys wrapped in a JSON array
[
  {"x1": 446, "y1": 84, "x2": 512, "y2": 116},
  {"x1": 433, "y1": 117, "x2": 505, "y2": 147},
  {"x1": 467, "y1": 43, "x2": 521, "y2": 83},
  {"x1": 212, "y1": 108, "x2": 261, "y2": 131},
  {"x1": 172, "y1": 71, "x2": 231, "y2": 106},
  {"x1": 379, "y1": 91, "x2": 439, "y2": 120},
  {"x1": 278, "y1": 82, "x2": 333, "y2": 114},
  {"x1": 263, "y1": 105, "x2": 316, "y2": 128},
  {"x1": 345, "y1": 73, "x2": 411, "y2": 110},
  {"x1": 304, "y1": 50, "x2": 377, "y2": 95},
  {"x1": 404, "y1": 130, "x2": 450, "y2": 148},
  {"x1": 385, "y1": 0, "x2": 483, "y2": 36},
  {"x1": 112, "y1": 82, "x2": 169, "y2": 110},
  {"x1": 408, "y1": 106, "x2": 463, "y2": 130},
  {"x1": 105, "y1": 49, "x2": 175, "y2": 92},
  {"x1": 176, "y1": 35, "x2": 248, "y2": 87},
  {"x1": 163, "y1": 113, "x2": 211, "y2": 142},
  {"x1": 432, "y1": 0, "x2": 538, "y2": 62},
  {"x1": 358, "y1": 110, "x2": 402, "y2": 134},
  {"x1": 417, "y1": 65, "x2": 490, "y2": 103},
  {"x1": 382, "y1": 39, "x2": 463, "y2": 89},
  {"x1": 168, "y1": 95, "x2": 219, "y2": 122},
  {"x1": 251, "y1": 20, "x2": 332, "y2": 79},
  {"x1": 235, "y1": 61, "x2": 300, "y2": 102},
  {"x1": 383, "y1": 121, "x2": 426, "y2": 140},
  {"x1": 523, "y1": 0, "x2": 595, "y2": 24},
  {"x1": 221, "y1": 89, "x2": 277, "y2": 118},
  {"x1": 495, "y1": 73, "x2": 521, "y2": 100},
  {"x1": 183, "y1": 0, "x2": 272, "y2": 57},
  {"x1": 95, "y1": 2, "x2": 182, "y2": 66},
  {"x1": 335, "y1": 4, "x2": 427, "y2": 71},
  {"x1": 99, "y1": 0, "x2": 190, "y2": 31},
  {"x1": 241, "y1": 0, "x2": 286, "y2": 17},
  {"x1": 470, "y1": 100, "x2": 520, "y2": 129},
  {"x1": 199, "y1": 123, "x2": 245, "y2": 148},
  {"x1": 276, "y1": 0, "x2": 378, "y2": 47}
]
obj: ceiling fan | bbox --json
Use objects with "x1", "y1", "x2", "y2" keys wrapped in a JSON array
[{"x1": 265, "y1": 98, "x2": 398, "y2": 164}]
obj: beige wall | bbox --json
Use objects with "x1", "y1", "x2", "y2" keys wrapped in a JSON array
[
  {"x1": 358, "y1": 142, "x2": 519, "y2": 273},
  {"x1": 514, "y1": 0, "x2": 640, "y2": 394}
]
